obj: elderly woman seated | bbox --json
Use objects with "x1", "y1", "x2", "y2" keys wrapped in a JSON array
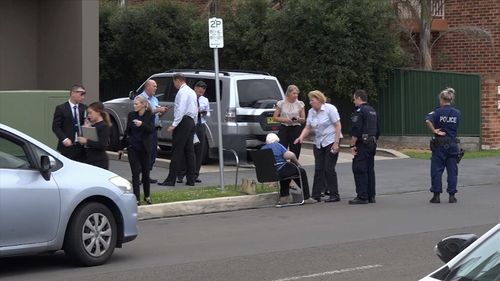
[{"x1": 261, "y1": 133, "x2": 315, "y2": 204}]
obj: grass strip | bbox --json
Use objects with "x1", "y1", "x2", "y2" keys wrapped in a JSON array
[
  {"x1": 148, "y1": 183, "x2": 277, "y2": 204},
  {"x1": 402, "y1": 149, "x2": 500, "y2": 160}
]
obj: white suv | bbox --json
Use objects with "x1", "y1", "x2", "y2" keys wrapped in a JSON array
[{"x1": 104, "y1": 70, "x2": 285, "y2": 163}]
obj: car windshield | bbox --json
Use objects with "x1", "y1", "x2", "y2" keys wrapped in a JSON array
[
  {"x1": 237, "y1": 79, "x2": 282, "y2": 108},
  {"x1": 445, "y1": 229, "x2": 500, "y2": 281}
]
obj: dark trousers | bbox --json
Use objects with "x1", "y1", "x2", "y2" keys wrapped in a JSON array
[
  {"x1": 167, "y1": 116, "x2": 196, "y2": 184},
  {"x1": 150, "y1": 128, "x2": 158, "y2": 170},
  {"x1": 194, "y1": 124, "x2": 206, "y2": 177},
  {"x1": 430, "y1": 143, "x2": 458, "y2": 194},
  {"x1": 278, "y1": 162, "x2": 310, "y2": 199},
  {"x1": 312, "y1": 143, "x2": 339, "y2": 199},
  {"x1": 177, "y1": 123, "x2": 206, "y2": 180},
  {"x1": 60, "y1": 143, "x2": 86, "y2": 163},
  {"x1": 352, "y1": 142, "x2": 377, "y2": 200},
  {"x1": 128, "y1": 147, "x2": 150, "y2": 200},
  {"x1": 278, "y1": 125, "x2": 302, "y2": 159},
  {"x1": 88, "y1": 160, "x2": 109, "y2": 170}
]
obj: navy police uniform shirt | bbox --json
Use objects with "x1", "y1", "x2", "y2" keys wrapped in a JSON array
[
  {"x1": 425, "y1": 105, "x2": 461, "y2": 139},
  {"x1": 350, "y1": 103, "x2": 379, "y2": 139}
]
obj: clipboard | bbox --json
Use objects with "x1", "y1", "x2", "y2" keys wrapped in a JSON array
[{"x1": 82, "y1": 126, "x2": 98, "y2": 142}]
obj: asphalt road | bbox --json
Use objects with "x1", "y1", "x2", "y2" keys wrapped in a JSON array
[
  {"x1": 111, "y1": 149, "x2": 499, "y2": 201},
  {"x1": 1, "y1": 181, "x2": 499, "y2": 281},
  {"x1": 1, "y1": 152, "x2": 499, "y2": 281}
]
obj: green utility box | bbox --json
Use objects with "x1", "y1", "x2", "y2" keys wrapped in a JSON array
[{"x1": 0, "y1": 90, "x2": 69, "y2": 149}]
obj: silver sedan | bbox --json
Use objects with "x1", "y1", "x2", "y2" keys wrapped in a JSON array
[{"x1": 0, "y1": 123, "x2": 138, "y2": 266}]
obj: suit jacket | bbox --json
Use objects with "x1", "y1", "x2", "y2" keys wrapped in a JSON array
[{"x1": 52, "y1": 101, "x2": 87, "y2": 152}]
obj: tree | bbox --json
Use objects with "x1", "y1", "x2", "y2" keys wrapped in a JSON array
[
  {"x1": 99, "y1": 0, "x2": 404, "y2": 102},
  {"x1": 264, "y1": 0, "x2": 403, "y2": 98},
  {"x1": 394, "y1": 0, "x2": 492, "y2": 70},
  {"x1": 99, "y1": 0, "x2": 202, "y2": 99},
  {"x1": 218, "y1": 0, "x2": 273, "y2": 70}
]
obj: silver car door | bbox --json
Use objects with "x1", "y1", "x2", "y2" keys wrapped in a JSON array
[{"x1": 0, "y1": 133, "x2": 60, "y2": 247}]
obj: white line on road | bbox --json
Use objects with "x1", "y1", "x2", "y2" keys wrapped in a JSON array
[{"x1": 271, "y1": 264, "x2": 383, "y2": 281}]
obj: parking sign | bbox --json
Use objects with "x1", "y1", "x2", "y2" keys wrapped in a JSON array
[{"x1": 208, "y1": 17, "x2": 224, "y2": 48}]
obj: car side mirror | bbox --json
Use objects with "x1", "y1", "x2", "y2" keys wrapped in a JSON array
[
  {"x1": 40, "y1": 155, "x2": 52, "y2": 181},
  {"x1": 129, "y1": 90, "x2": 137, "y2": 100},
  {"x1": 435, "y1": 233, "x2": 478, "y2": 263}
]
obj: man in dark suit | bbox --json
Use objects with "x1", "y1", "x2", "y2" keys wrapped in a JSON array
[{"x1": 52, "y1": 84, "x2": 88, "y2": 162}]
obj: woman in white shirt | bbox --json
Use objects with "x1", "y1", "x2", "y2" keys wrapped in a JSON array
[
  {"x1": 273, "y1": 85, "x2": 306, "y2": 159},
  {"x1": 295, "y1": 90, "x2": 342, "y2": 203}
]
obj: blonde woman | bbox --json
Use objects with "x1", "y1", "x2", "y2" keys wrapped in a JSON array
[
  {"x1": 273, "y1": 85, "x2": 306, "y2": 159},
  {"x1": 295, "y1": 90, "x2": 342, "y2": 203},
  {"x1": 425, "y1": 87, "x2": 461, "y2": 204},
  {"x1": 123, "y1": 95, "x2": 154, "y2": 205}
]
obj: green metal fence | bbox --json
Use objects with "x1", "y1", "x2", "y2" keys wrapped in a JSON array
[{"x1": 378, "y1": 69, "x2": 481, "y2": 136}]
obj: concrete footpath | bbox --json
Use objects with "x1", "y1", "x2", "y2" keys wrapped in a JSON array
[{"x1": 108, "y1": 148, "x2": 500, "y2": 220}]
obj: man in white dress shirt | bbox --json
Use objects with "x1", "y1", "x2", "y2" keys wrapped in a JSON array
[
  {"x1": 177, "y1": 80, "x2": 210, "y2": 183},
  {"x1": 159, "y1": 73, "x2": 198, "y2": 186}
]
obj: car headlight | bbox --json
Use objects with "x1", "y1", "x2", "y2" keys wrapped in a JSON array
[{"x1": 109, "y1": 176, "x2": 133, "y2": 193}]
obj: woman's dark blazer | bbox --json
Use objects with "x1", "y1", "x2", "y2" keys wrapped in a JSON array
[
  {"x1": 85, "y1": 121, "x2": 110, "y2": 166},
  {"x1": 123, "y1": 110, "x2": 154, "y2": 153}
]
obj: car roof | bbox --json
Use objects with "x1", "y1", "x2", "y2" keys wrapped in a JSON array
[{"x1": 150, "y1": 69, "x2": 276, "y2": 80}]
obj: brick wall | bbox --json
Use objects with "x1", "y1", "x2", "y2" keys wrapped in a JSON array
[{"x1": 432, "y1": 0, "x2": 500, "y2": 149}]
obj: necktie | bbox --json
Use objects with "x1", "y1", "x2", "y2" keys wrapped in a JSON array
[
  {"x1": 197, "y1": 97, "x2": 202, "y2": 124},
  {"x1": 73, "y1": 105, "x2": 81, "y2": 136}
]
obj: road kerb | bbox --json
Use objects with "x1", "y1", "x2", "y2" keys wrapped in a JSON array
[{"x1": 138, "y1": 193, "x2": 278, "y2": 220}]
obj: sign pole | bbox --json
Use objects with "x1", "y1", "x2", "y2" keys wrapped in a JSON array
[
  {"x1": 209, "y1": 17, "x2": 224, "y2": 191},
  {"x1": 213, "y1": 48, "x2": 224, "y2": 191}
]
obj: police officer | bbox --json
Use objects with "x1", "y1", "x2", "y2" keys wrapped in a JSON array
[
  {"x1": 425, "y1": 87, "x2": 461, "y2": 203},
  {"x1": 348, "y1": 89, "x2": 379, "y2": 204}
]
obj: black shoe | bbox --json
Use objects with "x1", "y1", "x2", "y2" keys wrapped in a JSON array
[
  {"x1": 158, "y1": 180, "x2": 175, "y2": 186},
  {"x1": 325, "y1": 190, "x2": 331, "y2": 196},
  {"x1": 368, "y1": 197, "x2": 376, "y2": 203},
  {"x1": 324, "y1": 196, "x2": 340, "y2": 203},
  {"x1": 312, "y1": 197, "x2": 322, "y2": 202},
  {"x1": 137, "y1": 201, "x2": 141, "y2": 206},
  {"x1": 149, "y1": 178, "x2": 158, "y2": 184},
  {"x1": 145, "y1": 197, "x2": 152, "y2": 205},
  {"x1": 430, "y1": 193, "x2": 440, "y2": 203},
  {"x1": 186, "y1": 182, "x2": 195, "y2": 186},
  {"x1": 349, "y1": 197, "x2": 368, "y2": 204},
  {"x1": 195, "y1": 178, "x2": 202, "y2": 183},
  {"x1": 449, "y1": 193, "x2": 457, "y2": 203},
  {"x1": 176, "y1": 178, "x2": 183, "y2": 183}
]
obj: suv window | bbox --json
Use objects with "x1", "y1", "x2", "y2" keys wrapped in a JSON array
[
  {"x1": 137, "y1": 77, "x2": 171, "y2": 102},
  {"x1": 135, "y1": 77, "x2": 172, "y2": 102},
  {"x1": 186, "y1": 78, "x2": 222, "y2": 102},
  {"x1": 237, "y1": 79, "x2": 282, "y2": 108}
]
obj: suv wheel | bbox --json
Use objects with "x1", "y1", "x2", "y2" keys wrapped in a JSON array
[{"x1": 65, "y1": 202, "x2": 117, "y2": 266}]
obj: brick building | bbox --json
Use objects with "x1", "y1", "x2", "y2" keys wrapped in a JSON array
[{"x1": 431, "y1": 0, "x2": 500, "y2": 149}]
